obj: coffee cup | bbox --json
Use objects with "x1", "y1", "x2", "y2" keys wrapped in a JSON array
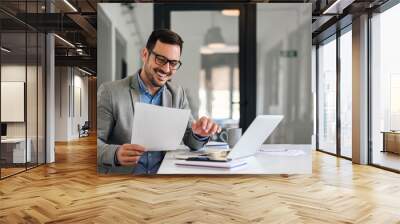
[{"x1": 219, "y1": 128, "x2": 242, "y2": 148}]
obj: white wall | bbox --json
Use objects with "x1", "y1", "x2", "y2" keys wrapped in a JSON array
[
  {"x1": 97, "y1": 3, "x2": 153, "y2": 87},
  {"x1": 55, "y1": 67, "x2": 89, "y2": 141},
  {"x1": 1, "y1": 65, "x2": 36, "y2": 137},
  {"x1": 55, "y1": 67, "x2": 68, "y2": 141},
  {"x1": 73, "y1": 74, "x2": 89, "y2": 138},
  {"x1": 97, "y1": 5, "x2": 113, "y2": 88}
]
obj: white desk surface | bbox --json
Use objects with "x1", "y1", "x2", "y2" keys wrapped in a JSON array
[{"x1": 158, "y1": 144, "x2": 312, "y2": 174}]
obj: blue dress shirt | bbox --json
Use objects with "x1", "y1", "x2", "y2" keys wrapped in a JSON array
[
  {"x1": 132, "y1": 74, "x2": 166, "y2": 174},
  {"x1": 130, "y1": 73, "x2": 207, "y2": 174}
]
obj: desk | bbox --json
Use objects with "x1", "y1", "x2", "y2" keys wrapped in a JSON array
[
  {"x1": 382, "y1": 131, "x2": 400, "y2": 154},
  {"x1": 1, "y1": 138, "x2": 31, "y2": 164},
  {"x1": 158, "y1": 144, "x2": 312, "y2": 174}
]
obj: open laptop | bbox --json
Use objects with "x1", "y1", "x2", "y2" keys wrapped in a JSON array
[{"x1": 176, "y1": 115, "x2": 283, "y2": 167}]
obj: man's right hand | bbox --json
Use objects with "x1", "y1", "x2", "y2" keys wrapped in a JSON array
[{"x1": 116, "y1": 144, "x2": 145, "y2": 166}]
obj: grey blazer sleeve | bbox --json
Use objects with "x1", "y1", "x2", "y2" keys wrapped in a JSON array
[
  {"x1": 179, "y1": 87, "x2": 209, "y2": 150},
  {"x1": 97, "y1": 84, "x2": 120, "y2": 168}
]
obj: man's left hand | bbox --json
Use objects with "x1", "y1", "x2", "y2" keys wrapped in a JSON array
[{"x1": 192, "y1": 116, "x2": 222, "y2": 138}]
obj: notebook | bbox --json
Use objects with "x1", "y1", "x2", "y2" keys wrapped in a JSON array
[{"x1": 175, "y1": 159, "x2": 247, "y2": 169}]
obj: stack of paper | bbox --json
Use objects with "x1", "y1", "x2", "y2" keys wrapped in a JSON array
[
  {"x1": 175, "y1": 159, "x2": 247, "y2": 169},
  {"x1": 205, "y1": 141, "x2": 229, "y2": 149}
]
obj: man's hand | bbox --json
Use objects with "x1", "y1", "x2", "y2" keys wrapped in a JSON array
[
  {"x1": 116, "y1": 144, "x2": 145, "y2": 166},
  {"x1": 191, "y1": 116, "x2": 222, "y2": 138}
]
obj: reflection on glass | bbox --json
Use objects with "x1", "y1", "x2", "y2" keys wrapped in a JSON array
[
  {"x1": 0, "y1": 1, "x2": 47, "y2": 179},
  {"x1": 390, "y1": 75, "x2": 400, "y2": 129},
  {"x1": 371, "y1": 3, "x2": 400, "y2": 171},
  {"x1": 1, "y1": 31, "x2": 28, "y2": 177},
  {"x1": 340, "y1": 29, "x2": 352, "y2": 158},
  {"x1": 318, "y1": 37, "x2": 337, "y2": 154},
  {"x1": 171, "y1": 11, "x2": 240, "y2": 130},
  {"x1": 257, "y1": 4, "x2": 313, "y2": 144}
]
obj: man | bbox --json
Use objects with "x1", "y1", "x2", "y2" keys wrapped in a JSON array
[{"x1": 97, "y1": 29, "x2": 221, "y2": 174}]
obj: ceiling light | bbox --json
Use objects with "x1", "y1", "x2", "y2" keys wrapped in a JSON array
[
  {"x1": 322, "y1": 0, "x2": 354, "y2": 15},
  {"x1": 1, "y1": 47, "x2": 11, "y2": 53},
  {"x1": 200, "y1": 45, "x2": 239, "y2": 55},
  {"x1": 54, "y1": 34, "x2": 75, "y2": 48},
  {"x1": 78, "y1": 67, "x2": 92, "y2": 76},
  {"x1": 222, "y1": 10, "x2": 240, "y2": 16},
  {"x1": 200, "y1": 47, "x2": 214, "y2": 55},
  {"x1": 63, "y1": 0, "x2": 78, "y2": 12},
  {"x1": 208, "y1": 43, "x2": 226, "y2": 49},
  {"x1": 323, "y1": 0, "x2": 341, "y2": 14},
  {"x1": 204, "y1": 27, "x2": 226, "y2": 49}
]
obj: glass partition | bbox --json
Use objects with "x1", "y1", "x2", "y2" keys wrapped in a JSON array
[
  {"x1": 371, "y1": 3, "x2": 400, "y2": 171},
  {"x1": 1, "y1": 31, "x2": 28, "y2": 177},
  {"x1": 0, "y1": 1, "x2": 46, "y2": 179},
  {"x1": 256, "y1": 4, "x2": 313, "y2": 144},
  {"x1": 171, "y1": 10, "x2": 240, "y2": 129},
  {"x1": 339, "y1": 28, "x2": 352, "y2": 158},
  {"x1": 317, "y1": 36, "x2": 337, "y2": 154}
]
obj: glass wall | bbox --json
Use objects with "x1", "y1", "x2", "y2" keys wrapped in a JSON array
[
  {"x1": 171, "y1": 10, "x2": 240, "y2": 129},
  {"x1": 256, "y1": 4, "x2": 313, "y2": 144},
  {"x1": 340, "y1": 28, "x2": 352, "y2": 158},
  {"x1": 317, "y1": 36, "x2": 337, "y2": 154},
  {"x1": 371, "y1": 3, "x2": 400, "y2": 171},
  {"x1": 0, "y1": 1, "x2": 46, "y2": 179},
  {"x1": 1, "y1": 32, "x2": 28, "y2": 177}
]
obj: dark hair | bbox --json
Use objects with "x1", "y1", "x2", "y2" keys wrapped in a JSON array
[{"x1": 145, "y1": 29, "x2": 184, "y2": 54}]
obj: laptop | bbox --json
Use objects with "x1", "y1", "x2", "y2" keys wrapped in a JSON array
[{"x1": 175, "y1": 115, "x2": 283, "y2": 168}]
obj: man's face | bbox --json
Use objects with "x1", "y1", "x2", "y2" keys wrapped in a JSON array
[{"x1": 141, "y1": 40, "x2": 181, "y2": 88}]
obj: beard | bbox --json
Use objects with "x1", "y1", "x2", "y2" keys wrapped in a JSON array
[{"x1": 144, "y1": 65, "x2": 171, "y2": 88}]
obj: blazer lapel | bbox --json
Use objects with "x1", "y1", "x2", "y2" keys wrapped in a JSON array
[
  {"x1": 162, "y1": 86, "x2": 172, "y2": 108},
  {"x1": 129, "y1": 73, "x2": 140, "y2": 113}
]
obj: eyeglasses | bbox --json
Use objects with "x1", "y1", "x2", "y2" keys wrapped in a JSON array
[{"x1": 149, "y1": 50, "x2": 182, "y2": 70}]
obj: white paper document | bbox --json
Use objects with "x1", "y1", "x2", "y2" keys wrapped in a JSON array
[{"x1": 131, "y1": 103, "x2": 190, "y2": 151}]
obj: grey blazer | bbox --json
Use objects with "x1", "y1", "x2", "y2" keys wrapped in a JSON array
[{"x1": 97, "y1": 73, "x2": 206, "y2": 173}]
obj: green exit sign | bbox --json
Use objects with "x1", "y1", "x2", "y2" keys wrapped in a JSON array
[{"x1": 280, "y1": 50, "x2": 298, "y2": 58}]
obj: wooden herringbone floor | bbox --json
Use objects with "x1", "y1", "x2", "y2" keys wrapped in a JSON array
[{"x1": 1, "y1": 135, "x2": 400, "y2": 224}]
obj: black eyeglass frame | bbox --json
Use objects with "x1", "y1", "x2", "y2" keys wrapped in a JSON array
[{"x1": 149, "y1": 50, "x2": 182, "y2": 70}]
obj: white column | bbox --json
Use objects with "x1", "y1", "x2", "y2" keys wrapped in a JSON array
[
  {"x1": 45, "y1": 0, "x2": 56, "y2": 163},
  {"x1": 46, "y1": 32, "x2": 55, "y2": 163}
]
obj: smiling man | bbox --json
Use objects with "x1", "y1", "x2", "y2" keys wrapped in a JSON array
[{"x1": 97, "y1": 29, "x2": 221, "y2": 174}]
